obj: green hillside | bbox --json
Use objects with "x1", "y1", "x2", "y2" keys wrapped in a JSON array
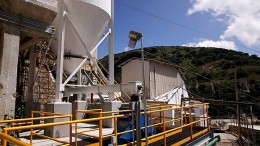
[{"x1": 100, "y1": 46, "x2": 260, "y2": 117}]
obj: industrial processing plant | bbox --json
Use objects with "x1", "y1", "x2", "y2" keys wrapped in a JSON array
[{"x1": 0, "y1": 0, "x2": 259, "y2": 146}]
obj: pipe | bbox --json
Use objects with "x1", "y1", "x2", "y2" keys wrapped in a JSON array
[{"x1": 206, "y1": 136, "x2": 221, "y2": 146}]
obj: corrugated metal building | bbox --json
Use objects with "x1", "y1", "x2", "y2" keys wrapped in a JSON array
[{"x1": 119, "y1": 58, "x2": 187, "y2": 100}]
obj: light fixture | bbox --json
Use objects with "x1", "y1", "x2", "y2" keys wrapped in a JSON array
[{"x1": 128, "y1": 31, "x2": 143, "y2": 48}]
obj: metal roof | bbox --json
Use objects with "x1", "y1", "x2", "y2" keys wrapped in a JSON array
[{"x1": 117, "y1": 57, "x2": 179, "y2": 68}]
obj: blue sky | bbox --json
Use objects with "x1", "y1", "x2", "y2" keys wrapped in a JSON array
[{"x1": 98, "y1": 0, "x2": 260, "y2": 58}]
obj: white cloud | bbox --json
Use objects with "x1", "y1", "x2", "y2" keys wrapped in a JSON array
[
  {"x1": 124, "y1": 47, "x2": 130, "y2": 52},
  {"x1": 183, "y1": 40, "x2": 236, "y2": 50},
  {"x1": 188, "y1": 0, "x2": 260, "y2": 47}
]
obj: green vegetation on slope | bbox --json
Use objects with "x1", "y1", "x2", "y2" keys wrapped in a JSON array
[{"x1": 100, "y1": 46, "x2": 260, "y2": 117}]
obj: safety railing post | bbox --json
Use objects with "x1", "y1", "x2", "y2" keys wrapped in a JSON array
[
  {"x1": 184, "y1": 103, "x2": 186, "y2": 125},
  {"x1": 114, "y1": 117, "x2": 118, "y2": 146},
  {"x1": 69, "y1": 115, "x2": 72, "y2": 145},
  {"x1": 2, "y1": 129, "x2": 7, "y2": 146},
  {"x1": 160, "y1": 106, "x2": 162, "y2": 125},
  {"x1": 30, "y1": 112, "x2": 33, "y2": 145},
  {"x1": 99, "y1": 112, "x2": 102, "y2": 146},
  {"x1": 189, "y1": 105, "x2": 193, "y2": 140},
  {"x1": 206, "y1": 105, "x2": 209, "y2": 131},
  {"x1": 162, "y1": 110, "x2": 166, "y2": 146},
  {"x1": 180, "y1": 106, "x2": 182, "y2": 126},
  {"x1": 203, "y1": 104, "x2": 205, "y2": 127},
  {"x1": 150, "y1": 110, "x2": 153, "y2": 136},
  {"x1": 75, "y1": 111, "x2": 78, "y2": 146}
]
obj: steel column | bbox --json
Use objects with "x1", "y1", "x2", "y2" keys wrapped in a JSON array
[
  {"x1": 28, "y1": 46, "x2": 36, "y2": 102},
  {"x1": 108, "y1": 0, "x2": 115, "y2": 101},
  {"x1": 55, "y1": 0, "x2": 66, "y2": 102}
]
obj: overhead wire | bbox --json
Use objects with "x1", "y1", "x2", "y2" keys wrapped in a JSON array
[{"x1": 116, "y1": 1, "x2": 260, "y2": 54}]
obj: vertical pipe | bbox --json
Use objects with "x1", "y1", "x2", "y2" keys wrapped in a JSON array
[
  {"x1": 108, "y1": 0, "x2": 115, "y2": 101},
  {"x1": 55, "y1": 0, "x2": 66, "y2": 102},
  {"x1": 141, "y1": 37, "x2": 148, "y2": 145}
]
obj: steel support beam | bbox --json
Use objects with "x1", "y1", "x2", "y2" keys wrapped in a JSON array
[
  {"x1": 62, "y1": 58, "x2": 88, "y2": 86},
  {"x1": 65, "y1": 82, "x2": 142, "y2": 95},
  {"x1": 0, "y1": 10, "x2": 55, "y2": 37}
]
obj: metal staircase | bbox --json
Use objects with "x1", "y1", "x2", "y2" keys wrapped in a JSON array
[{"x1": 81, "y1": 60, "x2": 129, "y2": 103}]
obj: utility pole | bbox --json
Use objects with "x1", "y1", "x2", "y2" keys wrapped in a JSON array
[{"x1": 235, "y1": 68, "x2": 241, "y2": 139}]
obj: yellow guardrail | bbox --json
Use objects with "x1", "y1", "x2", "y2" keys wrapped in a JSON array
[
  {"x1": 0, "y1": 103, "x2": 210, "y2": 146},
  {"x1": 75, "y1": 103, "x2": 210, "y2": 146},
  {"x1": 0, "y1": 132, "x2": 30, "y2": 146},
  {"x1": 0, "y1": 111, "x2": 72, "y2": 146}
]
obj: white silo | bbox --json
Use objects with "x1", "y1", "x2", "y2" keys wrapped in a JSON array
[
  {"x1": 51, "y1": 0, "x2": 112, "y2": 101},
  {"x1": 45, "y1": 0, "x2": 113, "y2": 138}
]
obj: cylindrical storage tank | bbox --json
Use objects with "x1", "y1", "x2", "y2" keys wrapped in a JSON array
[{"x1": 51, "y1": 0, "x2": 111, "y2": 74}]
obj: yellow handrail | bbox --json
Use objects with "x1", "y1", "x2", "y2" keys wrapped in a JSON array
[
  {"x1": 0, "y1": 103, "x2": 210, "y2": 146},
  {"x1": 0, "y1": 115, "x2": 71, "y2": 124},
  {"x1": 0, "y1": 132, "x2": 30, "y2": 146}
]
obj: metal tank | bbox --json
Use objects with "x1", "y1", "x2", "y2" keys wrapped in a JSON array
[{"x1": 51, "y1": 0, "x2": 111, "y2": 74}]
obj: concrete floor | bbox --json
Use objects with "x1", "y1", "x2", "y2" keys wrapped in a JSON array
[{"x1": 18, "y1": 123, "x2": 114, "y2": 146}]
